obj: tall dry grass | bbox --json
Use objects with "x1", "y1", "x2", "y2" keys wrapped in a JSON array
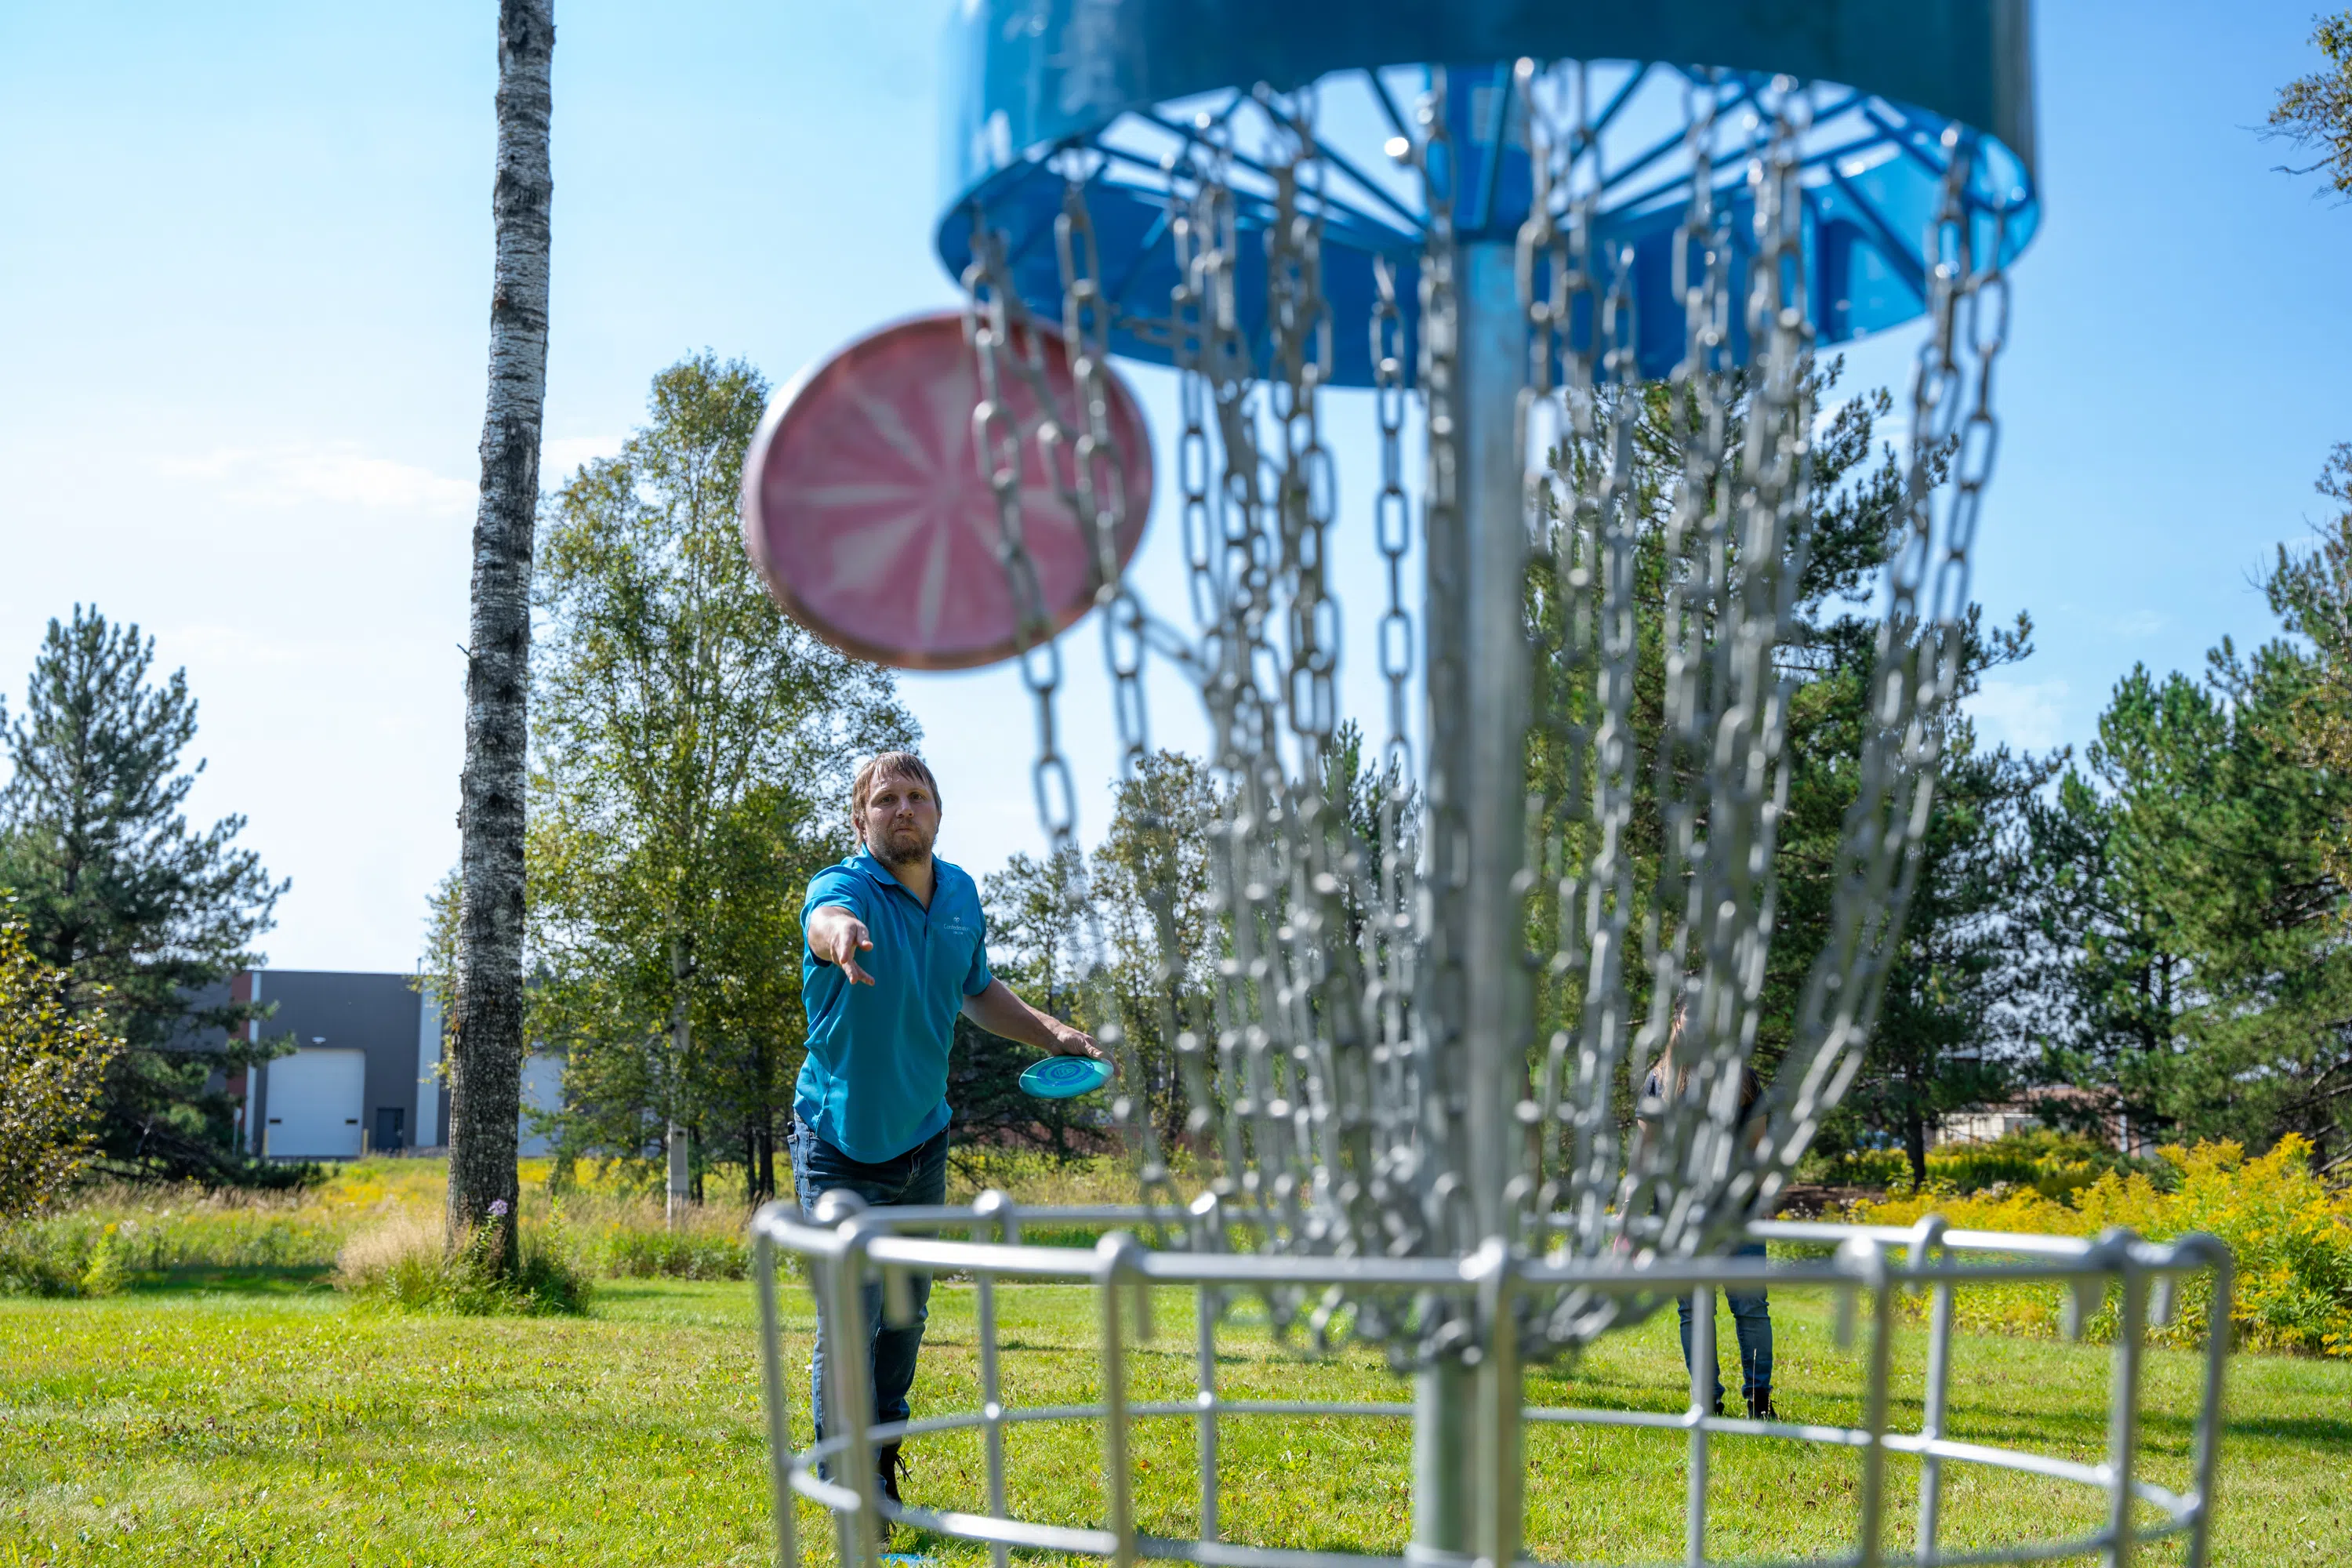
[
  {"x1": 336, "y1": 1208, "x2": 592, "y2": 1315},
  {"x1": 5, "y1": 1148, "x2": 1196, "y2": 1297}
]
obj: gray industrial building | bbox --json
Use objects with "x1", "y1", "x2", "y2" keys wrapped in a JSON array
[{"x1": 230, "y1": 970, "x2": 559, "y2": 1160}]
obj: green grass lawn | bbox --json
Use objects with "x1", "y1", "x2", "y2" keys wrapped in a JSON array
[{"x1": 2, "y1": 1268, "x2": 2345, "y2": 1566}]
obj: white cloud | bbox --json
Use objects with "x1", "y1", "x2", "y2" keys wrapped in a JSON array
[
  {"x1": 2106, "y1": 608, "x2": 2165, "y2": 637},
  {"x1": 155, "y1": 443, "x2": 474, "y2": 516},
  {"x1": 1969, "y1": 677, "x2": 2069, "y2": 753},
  {"x1": 539, "y1": 434, "x2": 624, "y2": 481}
]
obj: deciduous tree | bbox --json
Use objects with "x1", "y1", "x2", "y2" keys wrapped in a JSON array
[
  {"x1": 527, "y1": 354, "x2": 915, "y2": 1212},
  {"x1": 1092, "y1": 751, "x2": 1221, "y2": 1149},
  {"x1": 958, "y1": 846, "x2": 1104, "y2": 1165},
  {"x1": 2268, "y1": 10, "x2": 2352, "y2": 198},
  {"x1": 0, "y1": 911, "x2": 122, "y2": 1217}
]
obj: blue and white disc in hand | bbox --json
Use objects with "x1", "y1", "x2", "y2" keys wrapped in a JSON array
[{"x1": 1018, "y1": 1054, "x2": 1111, "y2": 1100}]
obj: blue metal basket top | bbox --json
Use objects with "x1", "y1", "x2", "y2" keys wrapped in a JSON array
[{"x1": 937, "y1": 1, "x2": 2039, "y2": 385}]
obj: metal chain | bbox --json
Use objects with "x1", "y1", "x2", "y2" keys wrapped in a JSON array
[
  {"x1": 1764, "y1": 122, "x2": 2009, "y2": 1214},
  {"x1": 1519, "y1": 60, "x2": 1596, "y2": 1230},
  {"x1": 960, "y1": 226, "x2": 1076, "y2": 851},
  {"x1": 968, "y1": 211, "x2": 1182, "y2": 1210},
  {"x1": 958, "y1": 67, "x2": 2016, "y2": 1368},
  {"x1": 1366, "y1": 250, "x2": 1420, "y2": 1261},
  {"x1": 1409, "y1": 66, "x2": 1475, "y2": 1273},
  {"x1": 1624, "y1": 78, "x2": 1815, "y2": 1271}
]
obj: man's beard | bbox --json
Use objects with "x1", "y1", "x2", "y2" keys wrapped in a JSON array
[{"x1": 873, "y1": 821, "x2": 935, "y2": 869}]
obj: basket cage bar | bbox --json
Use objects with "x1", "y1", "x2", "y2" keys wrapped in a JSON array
[{"x1": 757, "y1": 1196, "x2": 2232, "y2": 1568}]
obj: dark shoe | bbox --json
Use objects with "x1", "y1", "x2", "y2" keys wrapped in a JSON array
[
  {"x1": 1746, "y1": 1391, "x2": 1778, "y2": 1421},
  {"x1": 877, "y1": 1442, "x2": 906, "y2": 1506}
]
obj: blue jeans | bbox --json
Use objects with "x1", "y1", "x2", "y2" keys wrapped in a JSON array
[
  {"x1": 1677, "y1": 1240, "x2": 1773, "y2": 1403},
  {"x1": 791, "y1": 1117, "x2": 949, "y2": 1448}
]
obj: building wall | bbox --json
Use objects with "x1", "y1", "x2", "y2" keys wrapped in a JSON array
[
  {"x1": 417, "y1": 982, "x2": 444, "y2": 1149},
  {"x1": 518, "y1": 1052, "x2": 562, "y2": 1157},
  {"x1": 248, "y1": 971, "x2": 427, "y2": 1157},
  {"x1": 241, "y1": 969, "x2": 557, "y2": 1160}
]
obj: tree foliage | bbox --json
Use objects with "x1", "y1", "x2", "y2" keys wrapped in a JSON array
[
  {"x1": 524, "y1": 354, "x2": 916, "y2": 1202},
  {"x1": 1516, "y1": 361, "x2": 2045, "y2": 1179},
  {"x1": 956, "y1": 845, "x2": 1109, "y2": 1165},
  {"x1": 1806, "y1": 617, "x2": 2050, "y2": 1184},
  {"x1": 2018, "y1": 452, "x2": 2352, "y2": 1174},
  {"x1": 2018, "y1": 766, "x2": 2189, "y2": 1150},
  {"x1": 0, "y1": 607, "x2": 285, "y2": 1181},
  {"x1": 1091, "y1": 751, "x2": 1222, "y2": 1149},
  {"x1": 964, "y1": 754, "x2": 1225, "y2": 1162},
  {"x1": 0, "y1": 910, "x2": 122, "y2": 1217},
  {"x1": 2269, "y1": 10, "x2": 2352, "y2": 199}
]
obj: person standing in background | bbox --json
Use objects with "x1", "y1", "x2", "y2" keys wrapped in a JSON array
[{"x1": 1635, "y1": 1006, "x2": 1778, "y2": 1421}]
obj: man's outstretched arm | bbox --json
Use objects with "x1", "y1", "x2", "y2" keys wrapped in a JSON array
[{"x1": 961, "y1": 978, "x2": 1106, "y2": 1063}]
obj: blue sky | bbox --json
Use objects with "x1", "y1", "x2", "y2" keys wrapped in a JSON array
[{"x1": 1, "y1": 2, "x2": 2346, "y2": 972}]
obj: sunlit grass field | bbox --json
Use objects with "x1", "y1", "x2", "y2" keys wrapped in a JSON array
[{"x1": 3, "y1": 1264, "x2": 2346, "y2": 1566}]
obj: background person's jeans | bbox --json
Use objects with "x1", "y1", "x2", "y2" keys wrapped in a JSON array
[
  {"x1": 790, "y1": 1118, "x2": 949, "y2": 1450},
  {"x1": 1676, "y1": 1240, "x2": 1774, "y2": 1404}
]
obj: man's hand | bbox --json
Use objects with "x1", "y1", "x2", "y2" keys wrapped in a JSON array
[
  {"x1": 808, "y1": 906, "x2": 876, "y2": 986},
  {"x1": 1047, "y1": 1020, "x2": 1108, "y2": 1065}
]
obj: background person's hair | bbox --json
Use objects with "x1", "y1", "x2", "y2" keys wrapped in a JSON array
[
  {"x1": 1650, "y1": 996, "x2": 1760, "y2": 1116},
  {"x1": 849, "y1": 751, "x2": 942, "y2": 845}
]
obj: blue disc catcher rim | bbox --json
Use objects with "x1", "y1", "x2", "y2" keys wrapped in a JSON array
[
  {"x1": 937, "y1": 0, "x2": 2039, "y2": 387},
  {"x1": 1019, "y1": 1054, "x2": 1115, "y2": 1100}
]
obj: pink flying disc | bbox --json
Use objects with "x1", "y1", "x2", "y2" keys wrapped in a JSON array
[{"x1": 740, "y1": 311, "x2": 1153, "y2": 670}]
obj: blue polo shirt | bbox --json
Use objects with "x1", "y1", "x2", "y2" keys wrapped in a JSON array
[{"x1": 797, "y1": 847, "x2": 993, "y2": 1162}]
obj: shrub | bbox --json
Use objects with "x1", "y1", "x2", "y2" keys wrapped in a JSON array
[
  {"x1": 0, "y1": 1230, "x2": 82, "y2": 1295},
  {"x1": 1804, "y1": 1129, "x2": 2170, "y2": 1201},
  {"x1": 78, "y1": 1229, "x2": 125, "y2": 1296},
  {"x1": 0, "y1": 913, "x2": 122, "y2": 1218},
  {"x1": 1853, "y1": 1134, "x2": 2352, "y2": 1356},
  {"x1": 336, "y1": 1208, "x2": 592, "y2": 1316}
]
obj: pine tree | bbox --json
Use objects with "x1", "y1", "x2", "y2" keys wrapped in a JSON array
[
  {"x1": 2017, "y1": 765, "x2": 2190, "y2": 1149},
  {"x1": 1521, "y1": 358, "x2": 2047, "y2": 1173},
  {"x1": 0, "y1": 607, "x2": 285, "y2": 1180},
  {"x1": 1768, "y1": 610, "x2": 2049, "y2": 1183}
]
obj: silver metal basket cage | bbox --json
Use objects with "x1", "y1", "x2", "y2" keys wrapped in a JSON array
[{"x1": 751, "y1": 1198, "x2": 2231, "y2": 1568}]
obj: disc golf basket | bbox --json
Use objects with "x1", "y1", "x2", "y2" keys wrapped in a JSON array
[{"x1": 743, "y1": 3, "x2": 2236, "y2": 1565}]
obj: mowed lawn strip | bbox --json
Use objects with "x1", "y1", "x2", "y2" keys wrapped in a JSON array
[{"x1": 2, "y1": 1277, "x2": 2346, "y2": 1566}]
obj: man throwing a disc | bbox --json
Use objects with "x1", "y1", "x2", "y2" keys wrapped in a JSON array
[{"x1": 795, "y1": 750, "x2": 1104, "y2": 1504}]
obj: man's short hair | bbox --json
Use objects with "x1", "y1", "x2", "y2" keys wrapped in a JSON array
[{"x1": 850, "y1": 751, "x2": 941, "y2": 844}]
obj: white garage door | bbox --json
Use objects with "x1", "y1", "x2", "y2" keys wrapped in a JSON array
[{"x1": 264, "y1": 1047, "x2": 365, "y2": 1159}]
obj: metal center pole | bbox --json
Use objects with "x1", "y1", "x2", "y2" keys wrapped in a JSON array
[
  {"x1": 1412, "y1": 238, "x2": 1533, "y2": 1567},
  {"x1": 1456, "y1": 245, "x2": 1534, "y2": 1247}
]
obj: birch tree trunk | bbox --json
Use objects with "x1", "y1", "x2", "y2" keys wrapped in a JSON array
[
  {"x1": 666, "y1": 933, "x2": 693, "y2": 1228},
  {"x1": 446, "y1": 0, "x2": 554, "y2": 1272}
]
